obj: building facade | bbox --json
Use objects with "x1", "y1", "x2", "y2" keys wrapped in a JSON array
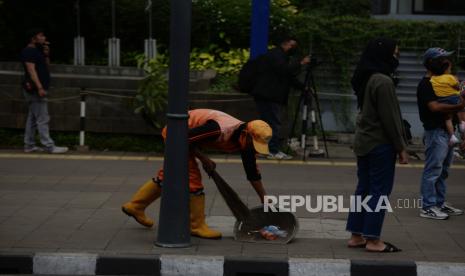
[{"x1": 372, "y1": 0, "x2": 465, "y2": 21}]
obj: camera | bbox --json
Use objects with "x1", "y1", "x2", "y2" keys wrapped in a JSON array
[{"x1": 306, "y1": 56, "x2": 321, "y2": 70}]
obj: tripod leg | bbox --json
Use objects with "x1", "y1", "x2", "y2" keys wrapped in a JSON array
[
  {"x1": 307, "y1": 68, "x2": 329, "y2": 158},
  {"x1": 307, "y1": 103, "x2": 324, "y2": 158},
  {"x1": 312, "y1": 90, "x2": 330, "y2": 158},
  {"x1": 286, "y1": 93, "x2": 304, "y2": 154},
  {"x1": 301, "y1": 104, "x2": 308, "y2": 149}
]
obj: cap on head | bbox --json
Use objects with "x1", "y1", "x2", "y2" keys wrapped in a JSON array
[
  {"x1": 423, "y1": 47, "x2": 454, "y2": 65},
  {"x1": 246, "y1": 120, "x2": 272, "y2": 155}
]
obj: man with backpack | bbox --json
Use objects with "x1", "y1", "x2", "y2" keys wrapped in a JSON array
[{"x1": 250, "y1": 36, "x2": 310, "y2": 160}]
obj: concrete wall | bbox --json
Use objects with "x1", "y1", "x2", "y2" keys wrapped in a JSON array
[
  {"x1": 0, "y1": 62, "x2": 222, "y2": 136},
  {"x1": 0, "y1": 84, "x2": 436, "y2": 139},
  {"x1": 0, "y1": 85, "x2": 259, "y2": 135}
]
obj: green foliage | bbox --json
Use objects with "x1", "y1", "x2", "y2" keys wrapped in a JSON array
[
  {"x1": 121, "y1": 51, "x2": 144, "y2": 67},
  {"x1": 296, "y1": 0, "x2": 371, "y2": 17},
  {"x1": 140, "y1": 44, "x2": 250, "y2": 76},
  {"x1": 83, "y1": 132, "x2": 164, "y2": 152},
  {"x1": 209, "y1": 74, "x2": 238, "y2": 93},
  {"x1": 294, "y1": 16, "x2": 465, "y2": 81},
  {"x1": 292, "y1": 16, "x2": 465, "y2": 129},
  {"x1": 188, "y1": 45, "x2": 251, "y2": 93},
  {"x1": 0, "y1": 128, "x2": 164, "y2": 152},
  {"x1": 189, "y1": 45, "x2": 249, "y2": 74},
  {"x1": 192, "y1": 0, "x2": 299, "y2": 48},
  {"x1": 134, "y1": 55, "x2": 168, "y2": 128}
]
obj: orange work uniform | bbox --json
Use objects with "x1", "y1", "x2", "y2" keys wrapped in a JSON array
[{"x1": 156, "y1": 109, "x2": 261, "y2": 192}]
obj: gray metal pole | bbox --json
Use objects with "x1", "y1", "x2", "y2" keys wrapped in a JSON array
[{"x1": 155, "y1": 0, "x2": 191, "y2": 248}]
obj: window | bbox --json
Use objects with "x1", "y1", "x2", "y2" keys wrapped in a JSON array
[
  {"x1": 371, "y1": 0, "x2": 391, "y2": 15},
  {"x1": 413, "y1": 0, "x2": 465, "y2": 15}
]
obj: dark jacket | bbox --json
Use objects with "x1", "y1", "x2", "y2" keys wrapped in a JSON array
[
  {"x1": 252, "y1": 47, "x2": 304, "y2": 104},
  {"x1": 353, "y1": 73, "x2": 407, "y2": 156}
]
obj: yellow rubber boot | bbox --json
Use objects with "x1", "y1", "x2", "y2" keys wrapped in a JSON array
[
  {"x1": 190, "y1": 194, "x2": 222, "y2": 239},
  {"x1": 122, "y1": 179, "x2": 161, "y2": 228}
]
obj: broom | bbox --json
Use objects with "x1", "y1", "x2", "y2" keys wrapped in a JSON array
[
  {"x1": 209, "y1": 170, "x2": 251, "y2": 222},
  {"x1": 196, "y1": 150, "x2": 251, "y2": 222}
]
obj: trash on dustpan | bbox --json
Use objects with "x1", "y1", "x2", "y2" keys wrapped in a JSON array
[
  {"x1": 256, "y1": 225, "x2": 288, "y2": 241},
  {"x1": 235, "y1": 206, "x2": 298, "y2": 244},
  {"x1": 203, "y1": 160, "x2": 298, "y2": 243}
]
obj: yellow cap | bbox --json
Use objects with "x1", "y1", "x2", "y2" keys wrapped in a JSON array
[{"x1": 246, "y1": 120, "x2": 272, "y2": 155}]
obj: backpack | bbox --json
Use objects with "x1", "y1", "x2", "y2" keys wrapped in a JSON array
[{"x1": 237, "y1": 55, "x2": 265, "y2": 94}]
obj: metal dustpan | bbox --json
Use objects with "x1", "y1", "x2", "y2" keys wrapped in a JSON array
[{"x1": 209, "y1": 169, "x2": 298, "y2": 244}]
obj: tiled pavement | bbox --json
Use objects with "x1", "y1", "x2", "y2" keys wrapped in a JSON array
[{"x1": 0, "y1": 152, "x2": 465, "y2": 264}]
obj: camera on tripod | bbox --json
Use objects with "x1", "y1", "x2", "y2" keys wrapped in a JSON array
[
  {"x1": 287, "y1": 54, "x2": 328, "y2": 159},
  {"x1": 306, "y1": 56, "x2": 321, "y2": 70}
]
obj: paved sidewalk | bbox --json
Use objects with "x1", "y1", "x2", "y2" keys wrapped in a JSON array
[{"x1": 0, "y1": 151, "x2": 465, "y2": 274}]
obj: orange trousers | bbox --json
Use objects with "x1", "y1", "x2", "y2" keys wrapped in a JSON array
[
  {"x1": 155, "y1": 153, "x2": 204, "y2": 193},
  {"x1": 156, "y1": 123, "x2": 219, "y2": 193}
]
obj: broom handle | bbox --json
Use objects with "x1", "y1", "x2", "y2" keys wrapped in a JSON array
[
  {"x1": 211, "y1": 171, "x2": 251, "y2": 221},
  {"x1": 194, "y1": 149, "x2": 251, "y2": 221}
]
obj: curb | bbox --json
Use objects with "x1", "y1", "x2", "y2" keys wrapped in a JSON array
[
  {"x1": 2, "y1": 253, "x2": 465, "y2": 275},
  {"x1": 350, "y1": 259, "x2": 416, "y2": 276},
  {"x1": 1, "y1": 152, "x2": 464, "y2": 169}
]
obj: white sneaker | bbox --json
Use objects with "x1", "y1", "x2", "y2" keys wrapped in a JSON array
[
  {"x1": 267, "y1": 151, "x2": 293, "y2": 160},
  {"x1": 24, "y1": 146, "x2": 44, "y2": 153},
  {"x1": 48, "y1": 146, "x2": 69, "y2": 154},
  {"x1": 460, "y1": 122, "x2": 465, "y2": 133},
  {"x1": 420, "y1": 206, "x2": 449, "y2": 220},
  {"x1": 441, "y1": 203, "x2": 464, "y2": 216},
  {"x1": 449, "y1": 135, "x2": 460, "y2": 146},
  {"x1": 453, "y1": 149, "x2": 464, "y2": 160}
]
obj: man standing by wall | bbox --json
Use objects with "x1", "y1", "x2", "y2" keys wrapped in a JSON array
[
  {"x1": 417, "y1": 48, "x2": 465, "y2": 220},
  {"x1": 21, "y1": 29, "x2": 68, "y2": 154},
  {"x1": 252, "y1": 36, "x2": 310, "y2": 160}
]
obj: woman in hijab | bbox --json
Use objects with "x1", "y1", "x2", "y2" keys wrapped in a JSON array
[{"x1": 346, "y1": 38, "x2": 409, "y2": 253}]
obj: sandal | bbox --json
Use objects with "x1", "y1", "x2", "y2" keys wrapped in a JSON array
[
  {"x1": 348, "y1": 242, "x2": 367, "y2": 248},
  {"x1": 366, "y1": 241, "x2": 401, "y2": 253}
]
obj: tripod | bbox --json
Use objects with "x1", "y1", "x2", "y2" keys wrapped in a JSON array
[{"x1": 288, "y1": 63, "x2": 329, "y2": 160}]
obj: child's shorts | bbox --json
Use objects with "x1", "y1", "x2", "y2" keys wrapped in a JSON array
[{"x1": 437, "y1": 95, "x2": 461, "y2": 105}]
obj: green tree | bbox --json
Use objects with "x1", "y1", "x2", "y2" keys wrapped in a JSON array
[
  {"x1": 134, "y1": 55, "x2": 168, "y2": 128},
  {"x1": 296, "y1": 0, "x2": 371, "y2": 17}
]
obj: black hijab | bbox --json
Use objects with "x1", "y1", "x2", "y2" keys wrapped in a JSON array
[{"x1": 351, "y1": 38, "x2": 399, "y2": 109}]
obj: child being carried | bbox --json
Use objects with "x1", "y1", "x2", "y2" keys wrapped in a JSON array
[{"x1": 430, "y1": 59, "x2": 465, "y2": 145}]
